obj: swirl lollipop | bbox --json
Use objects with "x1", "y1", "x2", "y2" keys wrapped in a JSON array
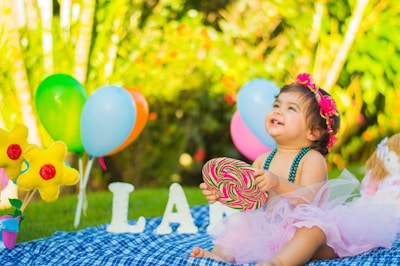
[{"x1": 202, "y1": 157, "x2": 268, "y2": 210}]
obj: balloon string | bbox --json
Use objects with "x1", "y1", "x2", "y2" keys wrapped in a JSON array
[
  {"x1": 99, "y1": 157, "x2": 107, "y2": 171},
  {"x1": 78, "y1": 158, "x2": 83, "y2": 189},
  {"x1": 74, "y1": 156, "x2": 95, "y2": 227}
]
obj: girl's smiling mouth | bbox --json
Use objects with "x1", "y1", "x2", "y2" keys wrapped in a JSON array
[{"x1": 271, "y1": 118, "x2": 283, "y2": 125}]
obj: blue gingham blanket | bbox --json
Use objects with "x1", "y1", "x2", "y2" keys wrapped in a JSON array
[{"x1": 0, "y1": 205, "x2": 399, "y2": 266}]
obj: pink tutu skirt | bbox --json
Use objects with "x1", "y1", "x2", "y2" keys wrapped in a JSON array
[{"x1": 209, "y1": 170, "x2": 399, "y2": 264}]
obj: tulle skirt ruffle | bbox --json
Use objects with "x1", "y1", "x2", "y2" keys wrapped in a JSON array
[{"x1": 209, "y1": 170, "x2": 399, "y2": 264}]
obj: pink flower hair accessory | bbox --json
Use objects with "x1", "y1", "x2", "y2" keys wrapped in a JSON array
[{"x1": 294, "y1": 73, "x2": 339, "y2": 148}]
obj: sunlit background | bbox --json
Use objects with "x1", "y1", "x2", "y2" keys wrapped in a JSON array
[{"x1": 1, "y1": 0, "x2": 399, "y2": 192}]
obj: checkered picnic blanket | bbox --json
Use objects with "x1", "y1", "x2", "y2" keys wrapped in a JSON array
[{"x1": 1, "y1": 205, "x2": 399, "y2": 265}]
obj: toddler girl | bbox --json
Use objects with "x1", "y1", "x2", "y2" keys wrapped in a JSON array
[{"x1": 190, "y1": 73, "x2": 398, "y2": 265}]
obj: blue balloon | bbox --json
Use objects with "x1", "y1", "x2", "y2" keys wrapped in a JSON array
[
  {"x1": 80, "y1": 85, "x2": 136, "y2": 157},
  {"x1": 237, "y1": 79, "x2": 280, "y2": 148}
]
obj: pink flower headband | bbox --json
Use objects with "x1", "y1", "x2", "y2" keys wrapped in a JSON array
[{"x1": 294, "y1": 73, "x2": 339, "y2": 148}]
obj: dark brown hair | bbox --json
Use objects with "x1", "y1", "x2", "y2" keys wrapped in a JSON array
[{"x1": 278, "y1": 84, "x2": 340, "y2": 156}]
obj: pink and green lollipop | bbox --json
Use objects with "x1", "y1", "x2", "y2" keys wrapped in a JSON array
[{"x1": 202, "y1": 157, "x2": 268, "y2": 210}]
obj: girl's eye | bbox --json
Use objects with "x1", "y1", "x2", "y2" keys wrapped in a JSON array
[
  {"x1": 273, "y1": 103, "x2": 279, "y2": 108},
  {"x1": 288, "y1": 106, "x2": 296, "y2": 111}
]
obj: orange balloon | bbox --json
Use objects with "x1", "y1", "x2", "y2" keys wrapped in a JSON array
[{"x1": 107, "y1": 89, "x2": 149, "y2": 155}]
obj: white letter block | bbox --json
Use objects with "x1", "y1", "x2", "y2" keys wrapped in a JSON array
[
  {"x1": 107, "y1": 182, "x2": 146, "y2": 233},
  {"x1": 207, "y1": 201, "x2": 239, "y2": 233},
  {"x1": 155, "y1": 183, "x2": 198, "y2": 234}
]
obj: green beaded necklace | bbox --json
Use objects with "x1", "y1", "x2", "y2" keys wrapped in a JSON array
[{"x1": 263, "y1": 147, "x2": 311, "y2": 183}]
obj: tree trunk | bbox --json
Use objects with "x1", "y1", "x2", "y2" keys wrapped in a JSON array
[
  {"x1": 1, "y1": 0, "x2": 41, "y2": 146},
  {"x1": 73, "y1": 0, "x2": 96, "y2": 85}
]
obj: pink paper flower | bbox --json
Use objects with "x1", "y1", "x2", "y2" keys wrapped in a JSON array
[
  {"x1": 319, "y1": 95, "x2": 338, "y2": 117},
  {"x1": 327, "y1": 134, "x2": 338, "y2": 149},
  {"x1": 295, "y1": 73, "x2": 316, "y2": 91}
]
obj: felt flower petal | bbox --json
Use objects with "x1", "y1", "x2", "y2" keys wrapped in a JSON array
[
  {"x1": 37, "y1": 185, "x2": 60, "y2": 202},
  {"x1": 17, "y1": 141, "x2": 79, "y2": 202},
  {"x1": 0, "y1": 125, "x2": 30, "y2": 180},
  {"x1": 62, "y1": 166, "x2": 81, "y2": 186}
]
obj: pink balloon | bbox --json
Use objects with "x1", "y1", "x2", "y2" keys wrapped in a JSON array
[
  {"x1": 0, "y1": 168, "x2": 9, "y2": 190},
  {"x1": 230, "y1": 111, "x2": 272, "y2": 161}
]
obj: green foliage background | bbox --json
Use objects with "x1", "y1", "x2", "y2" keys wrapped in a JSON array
[{"x1": 1, "y1": 0, "x2": 400, "y2": 190}]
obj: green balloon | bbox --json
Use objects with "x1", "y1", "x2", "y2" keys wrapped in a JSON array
[{"x1": 36, "y1": 74, "x2": 87, "y2": 153}]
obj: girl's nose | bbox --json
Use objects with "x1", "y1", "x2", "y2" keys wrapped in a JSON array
[{"x1": 273, "y1": 107, "x2": 282, "y2": 115}]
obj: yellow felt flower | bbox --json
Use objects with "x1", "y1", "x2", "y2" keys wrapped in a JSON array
[
  {"x1": 0, "y1": 124, "x2": 30, "y2": 180},
  {"x1": 17, "y1": 141, "x2": 79, "y2": 202}
]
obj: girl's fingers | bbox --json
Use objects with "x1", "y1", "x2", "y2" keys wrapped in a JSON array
[{"x1": 203, "y1": 190, "x2": 215, "y2": 197}]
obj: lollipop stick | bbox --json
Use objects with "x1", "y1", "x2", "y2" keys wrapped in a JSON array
[{"x1": 21, "y1": 190, "x2": 36, "y2": 212}]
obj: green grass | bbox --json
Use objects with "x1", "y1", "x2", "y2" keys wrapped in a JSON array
[
  {"x1": 0, "y1": 165, "x2": 365, "y2": 244},
  {"x1": 0, "y1": 186, "x2": 207, "y2": 243}
]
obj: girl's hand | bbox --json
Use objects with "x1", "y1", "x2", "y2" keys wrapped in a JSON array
[
  {"x1": 253, "y1": 169, "x2": 280, "y2": 193},
  {"x1": 199, "y1": 182, "x2": 219, "y2": 204}
]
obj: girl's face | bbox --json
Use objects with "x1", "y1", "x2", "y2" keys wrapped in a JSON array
[{"x1": 265, "y1": 91, "x2": 315, "y2": 148}]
